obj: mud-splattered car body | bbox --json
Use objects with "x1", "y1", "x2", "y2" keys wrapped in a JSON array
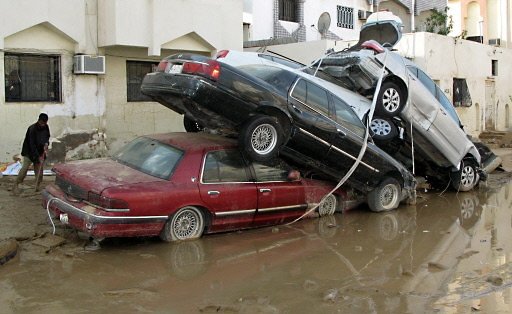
[
  {"x1": 141, "y1": 55, "x2": 416, "y2": 211},
  {"x1": 42, "y1": 132, "x2": 354, "y2": 241}
]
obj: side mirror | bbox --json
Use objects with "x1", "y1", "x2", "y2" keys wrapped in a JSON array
[{"x1": 287, "y1": 170, "x2": 301, "y2": 181}]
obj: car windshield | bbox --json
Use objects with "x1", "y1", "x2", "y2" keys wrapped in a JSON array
[{"x1": 112, "y1": 137, "x2": 183, "y2": 180}]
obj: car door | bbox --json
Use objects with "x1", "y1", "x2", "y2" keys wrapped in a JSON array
[
  {"x1": 428, "y1": 85, "x2": 470, "y2": 166},
  {"x1": 199, "y1": 149, "x2": 257, "y2": 231},
  {"x1": 324, "y1": 94, "x2": 381, "y2": 183},
  {"x1": 405, "y1": 66, "x2": 440, "y2": 130},
  {"x1": 411, "y1": 67, "x2": 468, "y2": 166},
  {"x1": 286, "y1": 78, "x2": 336, "y2": 162},
  {"x1": 250, "y1": 161, "x2": 306, "y2": 227}
]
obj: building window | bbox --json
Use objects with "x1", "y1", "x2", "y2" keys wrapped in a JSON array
[
  {"x1": 453, "y1": 78, "x2": 472, "y2": 107},
  {"x1": 126, "y1": 61, "x2": 158, "y2": 102},
  {"x1": 337, "y1": 6, "x2": 354, "y2": 29},
  {"x1": 4, "y1": 53, "x2": 61, "y2": 102},
  {"x1": 491, "y1": 60, "x2": 498, "y2": 76},
  {"x1": 279, "y1": 0, "x2": 297, "y2": 22}
]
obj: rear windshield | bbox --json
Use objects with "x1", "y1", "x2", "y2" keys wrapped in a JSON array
[
  {"x1": 112, "y1": 137, "x2": 183, "y2": 180},
  {"x1": 238, "y1": 65, "x2": 297, "y2": 94}
]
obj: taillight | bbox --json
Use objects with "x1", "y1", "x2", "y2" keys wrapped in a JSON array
[
  {"x1": 88, "y1": 192, "x2": 129, "y2": 210},
  {"x1": 215, "y1": 50, "x2": 230, "y2": 59},
  {"x1": 361, "y1": 40, "x2": 385, "y2": 53},
  {"x1": 182, "y1": 60, "x2": 221, "y2": 81},
  {"x1": 156, "y1": 60, "x2": 169, "y2": 72}
]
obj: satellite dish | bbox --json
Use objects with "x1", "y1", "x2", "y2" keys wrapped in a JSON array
[{"x1": 317, "y1": 12, "x2": 331, "y2": 38}]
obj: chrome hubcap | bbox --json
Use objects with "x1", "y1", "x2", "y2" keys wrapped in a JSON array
[
  {"x1": 251, "y1": 124, "x2": 278, "y2": 155},
  {"x1": 460, "y1": 165, "x2": 476, "y2": 188},
  {"x1": 370, "y1": 118, "x2": 392, "y2": 136},
  {"x1": 382, "y1": 88, "x2": 401, "y2": 113},
  {"x1": 319, "y1": 195, "x2": 336, "y2": 216},
  {"x1": 380, "y1": 184, "x2": 399, "y2": 209},
  {"x1": 173, "y1": 209, "x2": 200, "y2": 239}
]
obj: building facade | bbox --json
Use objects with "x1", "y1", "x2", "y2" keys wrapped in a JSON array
[
  {"x1": 0, "y1": 0, "x2": 242, "y2": 163},
  {"x1": 448, "y1": 0, "x2": 512, "y2": 48}
]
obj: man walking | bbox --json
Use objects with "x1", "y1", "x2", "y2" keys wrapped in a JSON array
[{"x1": 13, "y1": 113, "x2": 50, "y2": 195}]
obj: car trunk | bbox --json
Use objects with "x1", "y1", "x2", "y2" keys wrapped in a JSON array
[
  {"x1": 349, "y1": 17, "x2": 402, "y2": 51},
  {"x1": 53, "y1": 158, "x2": 163, "y2": 197}
]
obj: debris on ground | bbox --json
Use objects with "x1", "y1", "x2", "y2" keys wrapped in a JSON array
[{"x1": 0, "y1": 239, "x2": 19, "y2": 265}]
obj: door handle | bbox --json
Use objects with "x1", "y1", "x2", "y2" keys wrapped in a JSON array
[
  {"x1": 337, "y1": 128, "x2": 346, "y2": 137},
  {"x1": 208, "y1": 191, "x2": 220, "y2": 195},
  {"x1": 259, "y1": 188, "x2": 271, "y2": 193},
  {"x1": 292, "y1": 105, "x2": 302, "y2": 114}
]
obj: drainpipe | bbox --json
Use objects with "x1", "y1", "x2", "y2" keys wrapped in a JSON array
[{"x1": 411, "y1": 0, "x2": 415, "y2": 32}]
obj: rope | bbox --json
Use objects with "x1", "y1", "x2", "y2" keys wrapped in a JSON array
[{"x1": 287, "y1": 49, "x2": 390, "y2": 225}]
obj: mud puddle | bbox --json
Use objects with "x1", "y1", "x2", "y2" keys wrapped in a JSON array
[{"x1": 1, "y1": 176, "x2": 512, "y2": 313}]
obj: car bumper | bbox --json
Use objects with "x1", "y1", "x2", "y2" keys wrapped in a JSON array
[{"x1": 42, "y1": 186, "x2": 167, "y2": 238}]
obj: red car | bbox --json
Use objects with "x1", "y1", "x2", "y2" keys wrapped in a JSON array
[{"x1": 42, "y1": 132, "x2": 356, "y2": 242}]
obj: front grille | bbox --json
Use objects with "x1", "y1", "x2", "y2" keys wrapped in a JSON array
[{"x1": 55, "y1": 176, "x2": 88, "y2": 200}]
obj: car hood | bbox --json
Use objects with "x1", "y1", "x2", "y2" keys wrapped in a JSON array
[
  {"x1": 52, "y1": 158, "x2": 163, "y2": 194},
  {"x1": 350, "y1": 12, "x2": 403, "y2": 50}
]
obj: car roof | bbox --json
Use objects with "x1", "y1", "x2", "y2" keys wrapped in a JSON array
[{"x1": 146, "y1": 132, "x2": 237, "y2": 152}]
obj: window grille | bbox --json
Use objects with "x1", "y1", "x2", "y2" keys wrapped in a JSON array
[
  {"x1": 4, "y1": 53, "x2": 61, "y2": 102},
  {"x1": 126, "y1": 61, "x2": 159, "y2": 102},
  {"x1": 279, "y1": 0, "x2": 297, "y2": 22},
  {"x1": 337, "y1": 6, "x2": 354, "y2": 29}
]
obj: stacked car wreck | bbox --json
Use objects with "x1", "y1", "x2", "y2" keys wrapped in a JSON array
[
  {"x1": 315, "y1": 11, "x2": 484, "y2": 192},
  {"x1": 42, "y1": 12, "x2": 499, "y2": 243}
]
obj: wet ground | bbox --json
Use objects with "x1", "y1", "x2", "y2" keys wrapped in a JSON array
[{"x1": 1, "y1": 150, "x2": 512, "y2": 313}]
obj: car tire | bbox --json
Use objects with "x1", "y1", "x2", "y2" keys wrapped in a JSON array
[
  {"x1": 367, "y1": 178, "x2": 402, "y2": 212},
  {"x1": 239, "y1": 115, "x2": 283, "y2": 162},
  {"x1": 183, "y1": 116, "x2": 204, "y2": 133},
  {"x1": 376, "y1": 81, "x2": 405, "y2": 117},
  {"x1": 318, "y1": 194, "x2": 337, "y2": 216},
  {"x1": 450, "y1": 159, "x2": 479, "y2": 192},
  {"x1": 160, "y1": 206, "x2": 205, "y2": 242},
  {"x1": 370, "y1": 117, "x2": 398, "y2": 141}
]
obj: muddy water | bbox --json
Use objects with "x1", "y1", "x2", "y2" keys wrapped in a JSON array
[{"x1": 1, "y1": 182, "x2": 512, "y2": 313}]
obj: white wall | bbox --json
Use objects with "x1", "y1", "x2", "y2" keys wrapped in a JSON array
[
  {"x1": 98, "y1": 0, "x2": 243, "y2": 56},
  {"x1": 246, "y1": 0, "x2": 371, "y2": 42},
  {"x1": 304, "y1": 0, "x2": 372, "y2": 41}
]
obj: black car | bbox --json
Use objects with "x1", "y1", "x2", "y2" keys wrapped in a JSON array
[{"x1": 141, "y1": 53, "x2": 416, "y2": 212}]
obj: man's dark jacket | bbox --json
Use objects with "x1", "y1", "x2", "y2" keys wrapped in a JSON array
[{"x1": 21, "y1": 122, "x2": 50, "y2": 163}]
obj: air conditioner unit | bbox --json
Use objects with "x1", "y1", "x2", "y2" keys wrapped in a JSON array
[
  {"x1": 358, "y1": 10, "x2": 372, "y2": 20},
  {"x1": 73, "y1": 55, "x2": 105, "y2": 74},
  {"x1": 488, "y1": 38, "x2": 501, "y2": 46}
]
